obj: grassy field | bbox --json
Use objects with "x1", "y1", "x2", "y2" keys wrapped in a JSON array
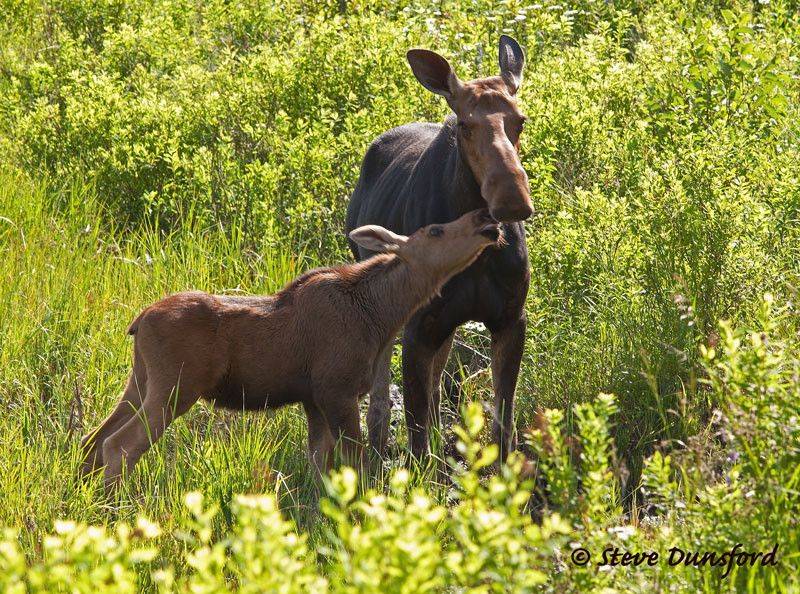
[{"x1": 1, "y1": 0, "x2": 799, "y2": 591}]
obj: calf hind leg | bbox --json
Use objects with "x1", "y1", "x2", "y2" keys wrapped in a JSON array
[
  {"x1": 102, "y1": 376, "x2": 200, "y2": 490},
  {"x1": 80, "y1": 369, "x2": 146, "y2": 476}
]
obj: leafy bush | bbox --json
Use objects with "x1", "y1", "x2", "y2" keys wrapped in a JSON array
[
  {"x1": 527, "y1": 297, "x2": 800, "y2": 592},
  {"x1": 0, "y1": 404, "x2": 568, "y2": 593},
  {"x1": 1, "y1": 0, "x2": 799, "y2": 591}
]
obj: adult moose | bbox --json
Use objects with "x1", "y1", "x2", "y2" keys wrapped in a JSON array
[{"x1": 346, "y1": 36, "x2": 532, "y2": 461}]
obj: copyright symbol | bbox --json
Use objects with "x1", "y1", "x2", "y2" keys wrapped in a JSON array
[{"x1": 571, "y1": 547, "x2": 590, "y2": 566}]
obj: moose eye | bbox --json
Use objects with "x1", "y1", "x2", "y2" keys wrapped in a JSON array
[{"x1": 429, "y1": 226, "x2": 444, "y2": 237}]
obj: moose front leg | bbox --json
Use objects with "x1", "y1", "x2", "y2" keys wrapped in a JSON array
[
  {"x1": 402, "y1": 327, "x2": 437, "y2": 459},
  {"x1": 366, "y1": 343, "x2": 393, "y2": 457},
  {"x1": 490, "y1": 313, "x2": 526, "y2": 461},
  {"x1": 428, "y1": 331, "x2": 456, "y2": 430},
  {"x1": 402, "y1": 314, "x2": 457, "y2": 459}
]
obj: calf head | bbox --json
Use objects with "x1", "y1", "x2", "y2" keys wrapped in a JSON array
[
  {"x1": 407, "y1": 36, "x2": 533, "y2": 223},
  {"x1": 349, "y1": 209, "x2": 500, "y2": 279}
]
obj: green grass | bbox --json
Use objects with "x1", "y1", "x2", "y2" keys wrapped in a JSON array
[
  {"x1": 1, "y1": 0, "x2": 799, "y2": 591},
  {"x1": 0, "y1": 166, "x2": 452, "y2": 542},
  {"x1": 0, "y1": 167, "x2": 466, "y2": 584},
  {"x1": 0, "y1": 169, "x2": 312, "y2": 532}
]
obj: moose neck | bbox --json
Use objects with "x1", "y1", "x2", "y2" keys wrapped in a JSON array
[
  {"x1": 357, "y1": 255, "x2": 448, "y2": 345},
  {"x1": 442, "y1": 117, "x2": 485, "y2": 217}
]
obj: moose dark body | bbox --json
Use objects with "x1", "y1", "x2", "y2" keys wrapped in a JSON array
[{"x1": 346, "y1": 36, "x2": 532, "y2": 460}]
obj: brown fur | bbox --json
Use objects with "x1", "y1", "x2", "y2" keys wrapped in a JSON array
[
  {"x1": 80, "y1": 210, "x2": 500, "y2": 489},
  {"x1": 403, "y1": 40, "x2": 532, "y2": 223},
  {"x1": 447, "y1": 75, "x2": 530, "y2": 223}
]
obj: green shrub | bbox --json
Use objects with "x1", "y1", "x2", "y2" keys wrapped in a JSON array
[
  {"x1": 1, "y1": 318, "x2": 796, "y2": 592},
  {"x1": 527, "y1": 297, "x2": 800, "y2": 592},
  {"x1": 1, "y1": 1, "x2": 800, "y2": 591}
]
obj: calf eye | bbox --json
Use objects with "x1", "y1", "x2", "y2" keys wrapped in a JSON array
[{"x1": 429, "y1": 226, "x2": 444, "y2": 237}]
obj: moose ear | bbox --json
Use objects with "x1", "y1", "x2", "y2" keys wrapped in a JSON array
[
  {"x1": 349, "y1": 225, "x2": 408, "y2": 254},
  {"x1": 498, "y1": 35, "x2": 524, "y2": 95},
  {"x1": 407, "y1": 49, "x2": 463, "y2": 102}
]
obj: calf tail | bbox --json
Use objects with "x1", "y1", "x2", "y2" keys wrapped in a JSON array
[{"x1": 127, "y1": 309, "x2": 148, "y2": 335}]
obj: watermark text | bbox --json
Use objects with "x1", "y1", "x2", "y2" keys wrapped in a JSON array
[{"x1": 569, "y1": 543, "x2": 779, "y2": 578}]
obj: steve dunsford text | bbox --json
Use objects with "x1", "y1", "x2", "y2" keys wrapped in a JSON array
[{"x1": 591, "y1": 543, "x2": 779, "y2": 578}]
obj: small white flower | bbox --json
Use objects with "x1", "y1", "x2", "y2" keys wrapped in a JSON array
[
  {"x1": 136, "y1": 517, "x2": 161, "y2": 539},
  {"x1": 184, "y1": 491, "x2": 203, "y2": 513},
  {"x1": 54, "y1": 520, "x2": 77, "y2": 535},
  {"x1": 608, "y1": 525, "x2": 636, "y2": 540}
]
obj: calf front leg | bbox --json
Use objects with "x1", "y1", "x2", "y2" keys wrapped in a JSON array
[
  {"x1": 490, "y1": 314, "x2": 526, "y2": 461},
  {"x1": 314, "y1": 387, "x2": 365, "y2": 473},
  {"x1": 304, "y1": 401, "x2": 335, "y2": 482},
  {"x1": 366, "y1": 344, "x2": 392, "y2": 457}
]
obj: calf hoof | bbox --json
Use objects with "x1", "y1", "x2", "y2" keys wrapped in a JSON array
[
  {"x1": 78, "y1": 433, "x2": 104, "y2": 477},
  {"x1": 103, "y1": 469, "x2": 123, "y2": 494}
]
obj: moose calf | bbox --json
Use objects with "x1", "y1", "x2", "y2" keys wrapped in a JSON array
[{"x1": 80, "y1": 209, "x2": 502, "y2": 488}]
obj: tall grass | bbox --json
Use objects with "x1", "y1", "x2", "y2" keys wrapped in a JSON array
[
  {"x1": 0, "y1": 168, "x2": 319, "y2": 540},
  {"x1": 1, "y1": 0, "x2": 799, "y2": 590}
]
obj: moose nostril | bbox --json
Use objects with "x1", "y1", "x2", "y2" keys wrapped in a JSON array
[{"x1": 490, "y1": 204, "x2": 532, "y2": 223}]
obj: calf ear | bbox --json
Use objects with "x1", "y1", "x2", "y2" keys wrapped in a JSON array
[
  {"x1": 498, "y1": 35, "x2": 524, "y2": 95},
  {"x1": 407, "y1": 49, "x2": 463, "y2": 104},
  {"x1": 349, "y1": 225, "x2": 408, "y2": 254}
]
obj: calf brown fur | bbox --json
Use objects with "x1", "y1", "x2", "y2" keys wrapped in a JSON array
[{"x1": 80, "y1": 209, "x2": 501, "y2": 488}]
